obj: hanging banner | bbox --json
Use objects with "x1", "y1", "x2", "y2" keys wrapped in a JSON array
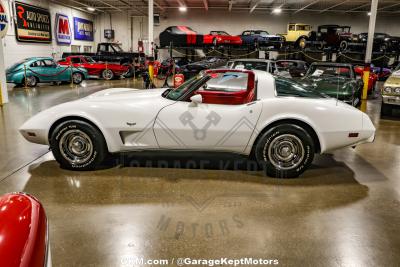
[
  {"x1": 73, "y1": 17, "x2": 93, "y2": 41},
  {"x1": 0, "y1": 1, "x2": 9, "y2": 39},
  {"x1": 14, "y1": 2, "x2": 51, "y2": 43},
  {"x1": 55, "y1": 13, "x2": 71, "y2": 45}
]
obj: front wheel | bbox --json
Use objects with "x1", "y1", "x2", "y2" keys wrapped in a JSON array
[
  {"x1": 297, "y1": 37, "x2": 307, "y2": 49},
  {"x1": 254, "y1": 124, "x2": 315, "y2": 178},
  {"x1": 50, "y1": 120, "x2": 108, "y2": 170},
  {"x1": 72, "y1": 72, "x2": 84, "y2": 84},
  {"x1": 102, "y1": 69, "x2": 114, "y2": 80}
]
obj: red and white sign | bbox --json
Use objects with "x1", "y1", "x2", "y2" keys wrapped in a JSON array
[
  {"x1": 55, "y1": 13, "x2": 71, "y2": 45},
  {"x1": 174, "y1": 74, "x2": 184, "y2": 88},
  {"x1": 0, "y1": 1, "x2": 9, "y2": 39}
]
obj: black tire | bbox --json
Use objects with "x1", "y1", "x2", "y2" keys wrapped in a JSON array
[
  {"x1": 50, "y1": 120, "x2": 108, "y2": 170},
  {"x1": 101, "y1": 69, "x2": 114, "y2": 80},
  {"x1": 381, "y1": 102, "x2": 393, "y2": 116},
  {"x1": 254, "y1": 124, "x2": 315, "y2": 178},
  {"x1": 297, "y1": 37, "x2": 307, "y2": 49},
  {"x1": 339, "y1": 40, "x2": 348, "y2": 51},
  {"x1": 24, "y1": 76, "x2": 38, "y2": 87},
  {"x1": 72, "y1": 72, "x2": 84, "y2": 84}
]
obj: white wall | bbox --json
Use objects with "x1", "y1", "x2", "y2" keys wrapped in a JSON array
[
  {"x1": 95, "y1": 9, "x2": 400, "y2": 55},
  {"x1": 2, "y1": 0, "x2": 95, "y2": 68}
]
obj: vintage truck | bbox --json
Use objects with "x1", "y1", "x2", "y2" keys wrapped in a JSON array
[{"x1": 62, "y1": 43, "x2": 146, "y2": 76}]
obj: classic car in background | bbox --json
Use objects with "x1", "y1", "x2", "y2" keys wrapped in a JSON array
[
  {"x1": 159, "y1": 26, "x2": 203, "y2": 47},
  {"x1": 276, "y1": 60, "x2": 309, "y2": 77},
  {"x1": 307, "y1": 25, "x2": 353, "y2": 51},
  {"x1": 0, "y1": 193, "x2": 50, "y2": 267},
  {"x1": 181, "y1": 57, "x2": 227, "y2": 79},
  {"x1": 203, "y1": 31, "x2": 242, "y2": 46},
  {"x1": 350, "y1": 32, "x2": 400, "y2": 52},
  {"x1": 58, "y1": 56, "x2": 129, "y2": 80},
  {"x1": 381, "y1": 63, "x2": 400, "y2": 116},
  {"x1": 279, "y1": 23, "x2": 312, "y2": 49},
  {"x1": 353, "y1": 65, "x2": 378, "y2": 94},
  {"x1": 240, "y1": 30, "x2": 284, "y2": 49},
  {"x1": 300, "y1": 62, "x2": 363, "y2": 106},
  {"x1": 6, "y1": 57, "x2": 88, "y2": 87},
  {"x1": 226, "y1": 59, "x2": 291, "y2": 78},
  {"x1": 19, "y1": 69, "x2": 375, "y2": 178}
]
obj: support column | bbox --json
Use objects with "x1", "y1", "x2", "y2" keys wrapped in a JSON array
[
  {"x1": 365, "y1": 0, "x2": 379, "y2": 63},
  {"x1": 148, "y1": 0, "x2": 154, "y2": 56},
  {"x1": 0, "y1": 39, "x2": 8, "y2": 104}
]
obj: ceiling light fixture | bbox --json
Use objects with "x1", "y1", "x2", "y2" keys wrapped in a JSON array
[
  {"x1": 87, "y1": 7, "x2": 96, "y2": 12},
  {"x1": 179, "y1": 6, "x2": 187, "y2": 12},
  {"x1": 272, "y1": 7, "x2": 282, "y2": 14}
]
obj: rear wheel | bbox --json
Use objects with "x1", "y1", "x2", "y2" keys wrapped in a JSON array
[
  {"x1": 254, "y1": 124, "x2": 315, "y2": 178},
  {"x1": 72, "y1": 72, "x2": 83, "y2": 84},
  {"x1": 50, "y1": 120, "x2": 108, "y2": 170},
  {"x1": 339, "y1": 40, "x2": 348, "y2": 51},
  {"x1": 102, "y1": 69, "x2": 114, "y2": 80},
  {"x1": 24, "y1": 76, "x2": 38, "y2": 87}
]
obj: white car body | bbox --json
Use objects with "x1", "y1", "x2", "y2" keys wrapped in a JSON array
[{"x1": 20, "y1": 71, "x2": 375, "y2": 157}]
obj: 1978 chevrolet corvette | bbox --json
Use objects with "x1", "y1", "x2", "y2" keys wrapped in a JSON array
[{"x1": 19, "y1": 69, "x2": 375, "y2": 178}]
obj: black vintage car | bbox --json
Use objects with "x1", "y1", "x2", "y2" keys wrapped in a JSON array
[
  {"x1": 159, "y1": 26, "x2": 203, "y2": 47},
  {"x1": 181, "y1": 57, "x2": 227, "y2": 79},
  {"x1": 307, "y1": 25, "x2": 354, "y2": 51},
  {"x1": 350, "y1": 32, "x2": 400, "y2": 52}
]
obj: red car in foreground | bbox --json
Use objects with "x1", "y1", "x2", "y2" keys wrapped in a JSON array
[
  {"x1": 354, "y1": 65, "x2": 378, "y2": 93},
  {"x1": 59, "y1": 56, "x2": 130, "y2": 80},
  {"x1": 203, "y1": 31, "x2": 243, "y2": 46},
  {"x1": 0, "y1": 193, "x2": 50, "y2": 267}
]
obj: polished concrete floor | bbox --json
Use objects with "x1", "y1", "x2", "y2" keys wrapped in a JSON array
[{"x1": 1, "y1": 80, "x2": 400, "y2": 266}]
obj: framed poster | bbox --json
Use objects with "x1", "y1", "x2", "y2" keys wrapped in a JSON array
[
  {"x1": 0, "y1": 1, "x2": 9, "y2": 39},
  {"x1": 55, "y1": 13, "x2": 71, "y2": 45},
  {"x1": 73, "y1": 17, "x2": 93, "y2": 41},
  {"x1": 14, "y1": 2, "x2": 51, "y2": 43}
]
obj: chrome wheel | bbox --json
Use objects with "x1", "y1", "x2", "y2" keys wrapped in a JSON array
[
  {"x1": 266, "y1": 134, "x2": 305, "y2": 170},
  {"x1": 102, "y1": 69, "x2": 114, "y2": 80},
  {"x1": 59, "y1": 129, "x2": 93, "y2": 165},
  {"x1": 26, "y1": 76, "x2": 37, "y2": 87},
  {"x1": 72, "y1": 73, "x2": 83, "y2": 84}
]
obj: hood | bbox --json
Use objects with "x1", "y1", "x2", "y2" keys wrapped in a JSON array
[
  {"x1": 384, "y1": 74, "x2": 400, "y2": 87},
  {"x1": 301, "y1": 76, "x2": 352, "y2": 96},
  {"x1": 83, "y1": 88, "x2": 166, "y2": 102}
]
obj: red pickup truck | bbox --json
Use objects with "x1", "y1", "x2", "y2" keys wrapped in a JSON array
[{"x1": 58, "y1": 55, "x2": 130, "y2": 80}]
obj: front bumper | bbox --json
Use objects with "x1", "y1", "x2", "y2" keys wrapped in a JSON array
[{"x1": 382, "y1": 95, "x2": 400, "y2": 106}]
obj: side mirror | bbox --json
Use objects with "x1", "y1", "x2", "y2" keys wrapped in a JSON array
[{"x1": 190, "y1": 94, "x2": 202, "y2": 105}]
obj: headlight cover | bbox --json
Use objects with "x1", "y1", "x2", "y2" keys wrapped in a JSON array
[
  {"x1": 384, "y1": 87, "x2": 392, "y2": 94},
  {"x1": 395, "y1": 87, "x2": 400, "y2": 94}
]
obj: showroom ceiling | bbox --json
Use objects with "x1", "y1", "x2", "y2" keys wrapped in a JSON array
[{"x1": 51, "y1": 0, "x2": 400, "y2": 16}]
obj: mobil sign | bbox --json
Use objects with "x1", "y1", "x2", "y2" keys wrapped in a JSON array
[
  {"x1": 0, "y1": 1, "x2": 9, "y2": 39},
  {"x1": 55, "y1": 13, "x2": 71, "y2": 44}
]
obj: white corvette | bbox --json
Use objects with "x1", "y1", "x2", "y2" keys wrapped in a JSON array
[{"x1": 19, "y1": 69, "x2": 375, "y2": 178}]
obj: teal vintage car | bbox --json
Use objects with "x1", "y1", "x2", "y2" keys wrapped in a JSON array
[{"x1": 6, "y1": 57, "x2": 88, "y2": 87}]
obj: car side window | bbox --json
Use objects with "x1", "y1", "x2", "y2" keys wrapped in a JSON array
[
  {"x1": 289, "y1": 25, "x2": 295, "y2": 31},
  {"x1": 43, "y1": 60, "x2": 56, "y2": 67},
  {"x1": 70, "y1": 58, "x2": 81, "y2": 64},
  {"x1": 98, "y1": 44, "x2": 108, "y2": 52}
]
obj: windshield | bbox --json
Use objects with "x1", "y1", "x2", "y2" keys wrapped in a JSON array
[
  {"x1": 211, "y1": 31, "x2": 229, "y2": 36},
  {"x1": 84, "y1": 56, "x2": 96, "y2": 63},
  {"x1": 275, "y1": 77, "x2": 327, "y2": 98},
  {"x1": 111, "y1": 44, "x2": 123, "y2": 52},
  {"x1": 164, "y1": 74, "x2": 208, "y2": 101},
  {"x1": 306, "y1": 65, "x2": 352, "y2": 78},
  {"x1": 258, "y1": 31, "x2": 270, "y2": 36}
]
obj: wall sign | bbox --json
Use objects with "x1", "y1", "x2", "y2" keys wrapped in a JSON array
[
  {"x1": 14, "y1": 2, "x2": 51, "y2": 43},
  {"x1": 0, "y1": 1, "x2": 9, "y2": 39},
  {"x1": 73, "y1": 17, "x2": 93, "y2": 41},
  {"x1": 55, "y1": 13, "x2": 71, "y2": 45}
]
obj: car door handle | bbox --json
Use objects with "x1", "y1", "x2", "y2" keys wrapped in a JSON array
[{"x1": 246, "y1": 101, "x2": 257, "y2": 106}]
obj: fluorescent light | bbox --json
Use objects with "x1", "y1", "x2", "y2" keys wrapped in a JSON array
[
  {"x1": 367, "y1": 12, "x2": 371, "y2": 16},
  {"x1": 87, "y1": 7, "x2": 95, "y2": 12},
  {"x1": 179, "y1": 6, "x2": 187, "y2": 12},
  {"x1": 272, "y1": 7, "x2": 282, "y2": 14}
]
